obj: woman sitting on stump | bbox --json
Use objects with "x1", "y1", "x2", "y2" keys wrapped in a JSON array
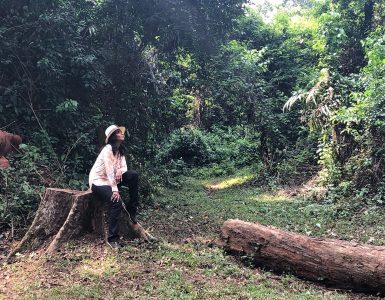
[{"x1": 89, "y1": 124, "x2": 139, "y2": 248}]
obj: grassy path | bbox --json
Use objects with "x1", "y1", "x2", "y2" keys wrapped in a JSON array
[{"x1": 0, "y1": 172, "x2": 382, "y2": 299}]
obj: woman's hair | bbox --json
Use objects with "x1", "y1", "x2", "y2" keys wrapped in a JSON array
[{"x1": 107, "y1": 130, "x2": 125, "y2": 156}]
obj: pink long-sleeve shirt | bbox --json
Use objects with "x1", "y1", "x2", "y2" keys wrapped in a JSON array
[{"x1": 89, "y1": 144, "x2": 127, "y2": 192}]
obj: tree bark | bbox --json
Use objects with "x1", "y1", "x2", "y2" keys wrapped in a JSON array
[
  {"x1": 220, "y1": 219, "x2": 385, "y2": 295},
  {"x1": 7, "y1": 188, "x2": 154, "y2": 261}
]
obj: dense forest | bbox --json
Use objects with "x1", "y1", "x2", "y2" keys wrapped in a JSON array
[
  {"x1": 1, "y1": 0, "x2": 385, "y2": 297},
  {"x1": 2, "y1": 0, "x2": 384, "y2": 232}
]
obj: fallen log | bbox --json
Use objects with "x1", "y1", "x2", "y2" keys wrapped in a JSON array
[
  {"x1": 220, "y1": 219, "x2": 385, "y2": 295},
  {"x1": 7, "y1": 188, "x2": 154, "y2": 261}
]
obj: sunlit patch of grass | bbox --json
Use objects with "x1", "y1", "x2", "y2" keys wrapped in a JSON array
[
  {"x1": 205, "y1": 175, "x2": 254, "y2": 190},
  {"x1": 78, "y1": 255, "x2": 119, "y2": 279},
  {"x1": 252, "y1": 192, "x2": 292, "y2": 202}
]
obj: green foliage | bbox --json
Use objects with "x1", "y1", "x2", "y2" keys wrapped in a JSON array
[
  {"x1": 55, "y1": 99, "x2": 79, "y2": 113},
  {"x1": 0, "y1": 145, "x2": 51, "y2": 231},
  {"x1": 313, "y1": 26, "x2": 385, "y2": 187},
  {"x1": 156, "y1": 127, "x2": 212, "y2": 166},
  {"x1": 151, "y1": 126, "x2": 265, "y2": 185},
  {"x1": 362, "y1": 28, "x2": 385, "y2": 125},
  {"x1": 274, "y1": 133, "x2": 318, "y2": 185},
  {"x1": 316, "y1": 10, "x2": 348, "y2": 67},
  {"x1": 0, "y1": 0, "x2": 251, "y2": 232},
  {"x1": 156, "y1": 126, "x2": 261, "y2": 168},
  {"x1": 2, "y1": 0, "x2": 385, "y2": 234},
  {"x1": 317, "y1": 141, "x2": 341, "y2": 185}
]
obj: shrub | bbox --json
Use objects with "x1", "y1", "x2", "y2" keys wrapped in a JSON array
[
  {"x1": 274, "y1": 134, "x2": 318, "y2": 185},
  {"x1": 0, "y1": 144, "x2": 55, "y2": 233},
  {"x1": 156, "y1": 128, "x2": 211, "y2": 166},
  {"x1": 155, "y1": 126, "x2": 262, "y2": 177}
]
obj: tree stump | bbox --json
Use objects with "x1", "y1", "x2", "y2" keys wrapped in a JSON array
[
  {"x1": 220, "y1": 219, "x2": 385, "y2": 295},
  {"x1": 7, "y1": 188, "x2": 154, "y2": 260}
]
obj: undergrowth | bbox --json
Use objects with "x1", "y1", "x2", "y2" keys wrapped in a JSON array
[{"x1": 1, "y1": 167, "x2": 383, "y2": 299}]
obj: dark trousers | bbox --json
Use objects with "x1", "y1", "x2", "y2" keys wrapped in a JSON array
[{"x1": 91, "y1": 170, "x2": 139, "y2": 242}]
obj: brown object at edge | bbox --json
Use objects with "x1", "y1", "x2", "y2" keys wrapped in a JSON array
[
  {"x1": 0, "y1": 156, "x2": 10, "y2": 168},
  {"x1": 220, "y1": 219, "x2": 385, "y2": 295},
  {"x1": 0, "y1": 130, "x2": 22, "y2": 169}
]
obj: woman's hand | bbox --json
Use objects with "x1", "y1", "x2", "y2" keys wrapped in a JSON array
[
  {"x1": 111, "y1": 191, "x2": 121, "y2": 202},
  {"x1": 115, "y1": 169, "x2": 122, "y2": 183}
]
